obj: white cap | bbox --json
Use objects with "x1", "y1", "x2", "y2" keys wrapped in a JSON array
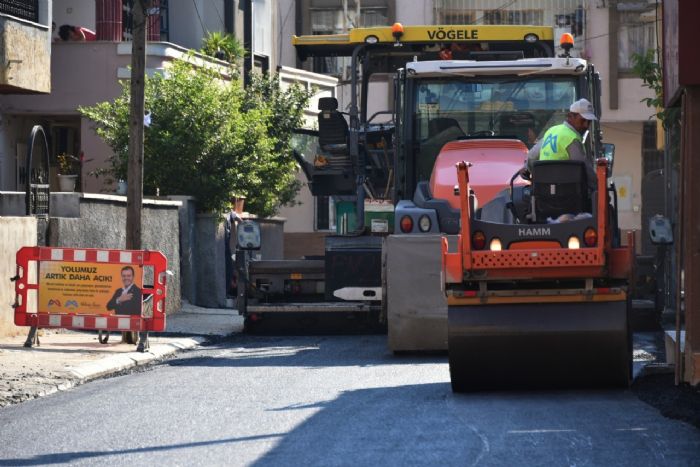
[{"x1": 569, "y1": 98, "x2": 597, "y2": 121}]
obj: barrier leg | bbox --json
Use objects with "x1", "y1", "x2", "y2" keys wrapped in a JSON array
[
  {"x1": 136, "y1": 331, "x2": 149, "y2": 352},
  {"x1": 23, "y1": 327, "x2": 39, "y2": 348}
]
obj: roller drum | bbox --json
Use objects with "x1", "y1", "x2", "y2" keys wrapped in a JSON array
[{"x1": 448, "y1": 300, "x2": 631, "y2": 392}]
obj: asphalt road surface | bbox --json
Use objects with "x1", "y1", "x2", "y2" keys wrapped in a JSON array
[{"x1": 1, "y1": 334, "x2": 699, "y2": 466}]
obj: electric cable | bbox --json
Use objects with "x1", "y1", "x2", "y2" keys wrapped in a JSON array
[{"x1": 191, "y1": 0, "x2": 207, "y2": 35}]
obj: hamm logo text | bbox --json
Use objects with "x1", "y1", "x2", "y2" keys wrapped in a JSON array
[{"x1": 518, "y1": 227, "x2": 551, "y2": 236}]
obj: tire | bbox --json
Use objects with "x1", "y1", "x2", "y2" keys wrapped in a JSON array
[
  {"x1": 123, "y1": 331, "x2": 138, "y2": 344},
  {"x1": 98, "y1": 331, "x2": 109, "y2": 344}
]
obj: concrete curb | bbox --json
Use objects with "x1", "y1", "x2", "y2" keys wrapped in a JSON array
[{"x1": 67, "y1": 337, "x2": 205, "y2": 381}]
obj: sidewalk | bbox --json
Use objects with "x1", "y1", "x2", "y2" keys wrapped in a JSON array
[{"x1": 0, "y1": 302, "x2": 242, "y2": 408}]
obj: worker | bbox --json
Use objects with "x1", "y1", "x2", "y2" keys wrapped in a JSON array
[{"x1": 527, "y1": 98, "x2": 598, "y2": 189}]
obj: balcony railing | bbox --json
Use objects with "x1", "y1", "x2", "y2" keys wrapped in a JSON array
[{"x1": 0, "y1": 0, "x2": 39, "y2": 23}]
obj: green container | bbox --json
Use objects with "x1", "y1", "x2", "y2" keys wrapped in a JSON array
[
  {"x1": 335, "y1": 201, "x2": 357, "y2": 234},
  {"x1": 364, "y1": 200, "x2": 394, "y2": 233}
]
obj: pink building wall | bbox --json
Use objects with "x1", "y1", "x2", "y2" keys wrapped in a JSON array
[{"x1": 0, "y1": 41, "x2": 181, "y2": 193}]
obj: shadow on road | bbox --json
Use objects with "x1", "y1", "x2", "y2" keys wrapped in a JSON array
[
  {"x1": 165, "y1": 335, "x2": 446, "y2": 369},
  {"x1": 0, "y1": 433, "x2": 286, "y2": 466},
  {"x1": 249, "y1": 383, "x2": 700, "y2": 466}
]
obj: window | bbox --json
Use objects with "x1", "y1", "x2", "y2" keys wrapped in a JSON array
[
  {"x1": 310, "y1": 6, "x2": 388, "y2": 32},
  {"x1": 0, "y1": 0, "x2": 39, "y2": 23},
  {"x1": 123, "y1": 0, "x2": 169, "y2": 41},
  {"x1": 309, "y1": 3, "x2": 388, "y2": 76},
  {"x1": 482, "y1": 9, "x2": 543, "y2": 25},
  {"x1": 440, "y1": 10, "x2": 476, "y2": 25},
  {"x1": 159, "y1": 0, "x2": 169, "y2": 41},
  {"x1": 435, "y1": 1, "x2": 585, "y2": 56},
  {"x1": 413, "y1": 77, "x2": 577, "y2": 182},
  {"x1": 617, "y1": 2, "x2": 657, "y2": 72},
  {"x1": 435, "y1": 0, "x2": 583, "y2": 39}
]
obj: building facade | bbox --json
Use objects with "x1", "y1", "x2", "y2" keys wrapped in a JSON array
[
  {"x1": 0, "y1": 0, "x2": 292, "y2": 194},
  {"x1": 663, "y1": 0, "x2": 700, "y2": 386},
  {"x1": 0, "y1": 0, "x2": 53, "y2": 191},
  {"x1": 0, "y1": 0, "x2": 53, "y2": 337}
]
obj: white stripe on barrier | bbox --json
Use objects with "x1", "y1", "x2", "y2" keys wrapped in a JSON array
[
  {"x1": 73, "y1": 250, "x2": 86, "y2": 261},
  {"x1": 120, "y1": 251, "x2": 132, "y2": 264},
  {"x1": 97, "y1": 251, "x2": 109, "y2": 262},
  {"x1": 49, "y1": 315, "x2": 61, "y2": 326},
  {"x1": 95, "y1": 317, "x2": 107, "y2": 328},
  {"x1": 51, "y1": 249, "x2": 63, "y2": 260},
  {"x1": 118, "y1": 317, "x2": 131, "y2": 329},
  {"x1": 72, "y1": 316, "x2": 85, "y2": 328}
]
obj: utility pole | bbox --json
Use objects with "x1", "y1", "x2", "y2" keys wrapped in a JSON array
[
  {"x1": 127, "y1": 0, "x2": 148, "y2": 351},
  {"x1": 127, "y1": 0, "x2": 147, "y2": 252}
]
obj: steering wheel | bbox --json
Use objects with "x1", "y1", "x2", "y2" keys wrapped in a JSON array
[
  {"x1": 517, "y1": 166, "x2": 531, "y2": 182},
  {"x1": 507, "y1": 167, "x2": 531, "y2": 222}
]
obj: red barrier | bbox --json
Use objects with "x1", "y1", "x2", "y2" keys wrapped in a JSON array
[{"x1": 13, "y1": 247, "x2": 167, "y2": 332}]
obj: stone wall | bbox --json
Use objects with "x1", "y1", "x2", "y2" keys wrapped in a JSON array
[
  {"x1": 48, "y1": 194, "x2": 182, "y2": 315},
  {"x1": 168, "y1": 196, "x2": 197, "y2": 305},
  {"x1": 0, "y1": 217, "x2": 37, "y2": 337},
  {"x1": 194, "y1": 214, "x2": 226, "y2": 308},
  {"x1": 0, "y1": 192, "x2": 81, "y2": 217}
]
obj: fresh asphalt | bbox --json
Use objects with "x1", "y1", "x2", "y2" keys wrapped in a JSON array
[{"x1": 0, "y1": 334, "x2": 699, "y2": 466}]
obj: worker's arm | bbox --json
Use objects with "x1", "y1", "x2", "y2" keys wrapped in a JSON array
[
  {"x1": 526, "y1": 140, "x2": 542, "y2": 172},
  {"x1": 566, "y1": 140, "x2": 597, "y2": 189}
]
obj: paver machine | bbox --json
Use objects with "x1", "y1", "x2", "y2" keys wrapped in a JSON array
[{"x1": 238, "y1": 24, "x2": 559, "y2": 334}]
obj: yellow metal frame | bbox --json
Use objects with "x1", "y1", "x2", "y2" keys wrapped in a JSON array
[{"x1": 293, "y1": 24, "x2": 553, "y2": 47}]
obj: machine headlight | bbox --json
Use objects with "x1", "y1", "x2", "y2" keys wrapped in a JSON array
[
  {"x1": 418, "y1": 215, "x2": 431, "y2": 232},
  {"x1": 489, "y1": 238, "x2": 502, "y2": 251},
  {"x1": 568, "y1": 236, "x2": 580, "y2": 249}
]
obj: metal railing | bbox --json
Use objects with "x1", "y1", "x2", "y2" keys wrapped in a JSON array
[{"x1": 0, "y1": 0, "x2": 39, "y2": 23}]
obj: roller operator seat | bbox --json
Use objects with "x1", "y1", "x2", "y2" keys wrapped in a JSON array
[{"x1": 531, "y1": 160, "x2": 591, "y2": 223}]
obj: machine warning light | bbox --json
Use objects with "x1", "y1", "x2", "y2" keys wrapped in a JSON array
[{"x1": 392, "y1": 22, "x2": 404, "y2": 46}]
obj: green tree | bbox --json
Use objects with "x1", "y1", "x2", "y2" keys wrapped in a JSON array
[
  {"x1": 631, "y1": 49, "x2": 681, "y2": 166},
  {"x1": 80, "y1": 57, "x2": 310, "y2": 216},
  {"x1": 631, "y1": 49, "x2": 679, "y2": 129}
]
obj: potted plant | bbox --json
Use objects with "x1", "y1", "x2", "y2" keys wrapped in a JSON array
[{"x1": 57, "y1": 153, "x2": 80, "y2": 192}]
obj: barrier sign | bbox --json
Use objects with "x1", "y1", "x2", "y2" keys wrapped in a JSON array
[{"x1": 13, "y1": 247, "x2": 167, "y2": 332}]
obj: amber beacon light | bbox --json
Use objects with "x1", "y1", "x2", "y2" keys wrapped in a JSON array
[
  {"x1": 392, "y1": 22, "x2": 404, "y2": 46},
  {"x1": 560, "y1": 32, "x2": 574, "y2": 56}
]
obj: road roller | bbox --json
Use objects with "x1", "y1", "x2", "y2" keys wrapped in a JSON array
[{"x1": 443, "y1": 158, "x2": 635, "y2": 391}]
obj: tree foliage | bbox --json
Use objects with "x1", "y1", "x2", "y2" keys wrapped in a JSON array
[
  {"x1": 80, "y1": 57, "x2": 310, "y2": 216},
  {"x1": 631, "y1": 49, "x2": 679, "y2": 129}
]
